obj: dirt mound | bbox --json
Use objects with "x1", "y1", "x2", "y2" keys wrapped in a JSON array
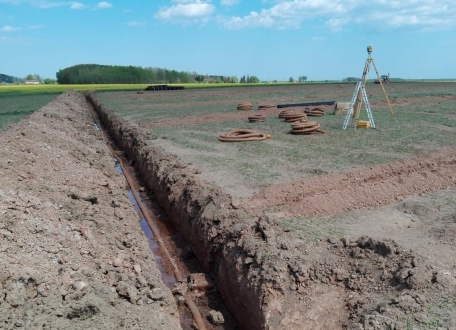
[
  {"x1": 243, "y1": 150, "x2": 456, "y2": 218},
  {"x1": 216, "y1": 215, "x2": 456, "y2": 329},
  {"x1": 0, "y1": 90, "x2": 180, "y2": 329}
]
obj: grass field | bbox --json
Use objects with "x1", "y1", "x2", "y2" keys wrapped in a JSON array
[
  {"x1": 0, "y1": 84, "x2": 153, "y2": 96},
  {"x1": 97, "y1": 82, "x2": 456, "y2": 197},
  {"x1": 0, "y1": 82, "x2": 302, "y2": 96},
  {"x1": 0, "y1": 83, "x2": 172, "y2": 131},
  {"x1": 0, "y1": 82, "x2": 347, "y2": 132},
  {"x1": 0, "y1": 93, "x2": 59, "y2": 131},
  {"x1": 0, "y1": 83, "x2": 302, "y2": 131}
]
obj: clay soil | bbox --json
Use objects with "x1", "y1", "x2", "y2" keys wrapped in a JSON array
[{"x1": 1, "y1": 84, "x2": 456, "y2": 330}]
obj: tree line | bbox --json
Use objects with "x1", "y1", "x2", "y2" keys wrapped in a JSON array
[
  {"x1": 0, "y1": 73, "x2": 20, "y2": 84},
  {"x1": 56, "y1": 64, "x2": 261, "y2": 85}
]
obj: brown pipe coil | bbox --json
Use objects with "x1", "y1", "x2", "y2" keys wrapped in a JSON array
[
  {"x1": 257, "y1": 103, "x2": 276, "y2": 111},
  {"x1": 278, "y1": 108, "x2": 298, "y2": 119},
  {"x1": 237, "y1": 102, "x2": 253, "y2": 111},
  {"x1": 248, "y1": 114, "x2": 266, "y2": 122},
  {"x1": 304, "y1": 106, "x2": 325, "y2": 116},
  {"x1": 289, "y1": 120, "x2": 325, "y2": 135},
  {"x1": 219, "y1": 129, "x2": 271, "y2": 142}
]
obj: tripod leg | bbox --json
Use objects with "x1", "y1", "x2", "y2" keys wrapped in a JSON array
[{"x1": 371, "y1": 59, "x2": 397, "y2": 125}]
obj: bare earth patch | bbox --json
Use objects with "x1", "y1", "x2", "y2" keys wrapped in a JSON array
[{"x1": 242, "y1": 148, "x2": 456, "y2": 218}]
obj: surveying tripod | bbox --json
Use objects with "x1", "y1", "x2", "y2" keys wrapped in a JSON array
[{"x1": 342, "y1": 46, "x2": 396, "y2": 130}]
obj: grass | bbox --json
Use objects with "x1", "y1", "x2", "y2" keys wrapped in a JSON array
[
  {"x1": 0, "y1": 93, "x2": 58, "y2": 131},
  {"x1": 4, "y1": 82, "x2": 454, "y2": 190},
  {"x1": 0, "y1": 84, "x2": 160, "y2": 131},
  {"x1": 97, "y1": 83, "x2": 456, "y2": 192},
  {"x1": 0, "y1": 84, "x2": 153, "y2": 96},
  {"x1": 0, "y1": 81, "x2": 330, "y2": 96},
  {"x1": 399, "y1": 295, "x2": 455, "y2": 330},
  {"x1": 0, "y1": 81, "x2": 328, "y2": 133}
]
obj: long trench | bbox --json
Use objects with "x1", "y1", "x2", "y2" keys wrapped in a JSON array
[
  {"x1": 89, "y1": 99, "x2": 238, "y2": 330},
  {"x1": 85, "y1": 90, "x2": 286, "y2": 330}
]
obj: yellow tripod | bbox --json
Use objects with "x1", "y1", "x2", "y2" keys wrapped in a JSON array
[{"x1": 343, "y1": 46, "x2": 397, "y2": 130}]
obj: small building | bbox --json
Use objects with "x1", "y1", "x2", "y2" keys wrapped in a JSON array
[{"x1": 25, "y1": 80, "x2": 40, "y2": 85}]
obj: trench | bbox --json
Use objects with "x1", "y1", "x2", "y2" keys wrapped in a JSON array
[
  {"x1": 93, "y1": 112, "x2": 238, "y2": 329},
  {"x1": 85, "y1": 91, "x2": 281, "y2": 330}
]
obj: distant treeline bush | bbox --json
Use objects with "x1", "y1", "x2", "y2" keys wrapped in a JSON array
[
  {"x1": 56, "y1": 64, "x2": 254, "y2": 84},
  {"x1": 0, "y1": 73, "x2": 19, "y2": 84}
]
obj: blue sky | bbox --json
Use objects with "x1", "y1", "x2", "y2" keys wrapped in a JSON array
[{"x1": 1, "y1": 0, "x2": 455, "y2": 81}]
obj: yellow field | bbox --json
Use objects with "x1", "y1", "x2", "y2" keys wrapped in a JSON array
[
  {"x1": 0, "y1": 84, "x2": 151, "y2": 95},
  {"x1": 0, "y1": 82, "x2": 304, "y2": 96}
]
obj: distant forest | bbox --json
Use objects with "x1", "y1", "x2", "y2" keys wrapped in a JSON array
[
  {"x1": 56, "y1": 64, "x2": 258, "y2": 84},
  {"x1": 0, "y1": 73, "x2": 19, "y2": 84}
]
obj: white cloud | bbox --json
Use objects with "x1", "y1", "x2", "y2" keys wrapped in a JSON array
[
  {"x1": 155, "y1": 0, "x2": 215, "y2": 23},
  {"x1": 0, "y1": 25, "x2": 21, "y2": 32},
  {"x1": 127, "y1": 21, "x2": 146, "y2": 27},
  {"x1": 358, "y1": 1, "x2": 456, "y2": 30},
  {"x1": 70, "y1": 2, "x2": 84, "y2": 9},
  {"x1": 221, "y1": 0, "x2": 240, "y2": 6},
  {"x1": 221, "y1": 0, "x2": 347, "y2": 30},
  {"x1": 30, "y1": 24, "x2": 45, "y2": 28},
  {"x1": 221, "y1": 11, "x2": 276, "y2": 29},
  {"x1": 218, "y1": 0, "x2": 456, "y2": 31},
  {"x1": 94, "y1": 1, "x2": 111, "y2": 9}
]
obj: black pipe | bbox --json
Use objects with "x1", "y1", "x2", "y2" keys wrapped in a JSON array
[
  {"x1": 277, "y1": 101, "x2": 336, "y2": 108},
  {"x1": 144, "y1": 84, "x2": 185, "y2": 91}
]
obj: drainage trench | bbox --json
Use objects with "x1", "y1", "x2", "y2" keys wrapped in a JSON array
[{"x1": 92, "y1": 110, "x2": 238, "y2": 330}]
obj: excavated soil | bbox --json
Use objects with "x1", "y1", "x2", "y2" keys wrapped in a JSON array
[
  {"x1": 243, "y1": 148, "x2": 456, "y2": 218},
  {"x1": 1, "y1": 88, "x2": 455, "y2": 330},
  {"x1": 0, "y1": 91, "x2": 181, "y2": 329}
]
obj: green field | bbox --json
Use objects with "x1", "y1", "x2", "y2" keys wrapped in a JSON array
[
  {"x1": 0, "y1": 82, "x2": 300, "y2": 96},
  {"x1": 0, "y1": 93, "x2": 58, "y2": 131},
  {"x1": 97, "y1": 82, "x2": 456, "y2": 197},
  {"x1": 0, "y1": 82, "x2": 343, "y2": 132},
  {"x1": 0, "y1": 84, "x2": 152, "y2": 96},
  {"x1": 0, "y1": 84, "x2": 165, "y2": 131}
]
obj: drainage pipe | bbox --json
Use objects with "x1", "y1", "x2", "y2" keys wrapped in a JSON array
[
  {"x1": 112, "y1": 149, "x2": 207, "y2": 330},
  {"x1": 277, "y1": 100, "x2": 335, "y2": 108},
  {"x1": 87, "y1": 100, "x2": 207, "y2": 330}
]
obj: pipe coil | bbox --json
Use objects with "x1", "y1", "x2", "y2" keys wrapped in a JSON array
[
  {"x1": 304, "y1": 107, "x2": 325, "y2": 116},
  {"x1": 219, "y1": 129, "x2": 271, "y2": 142},
  {"x1": 237, "y1": 102, "x2": 253, "y2": 111},
  {"x1": 248, "y1": 114, "x2": 266, "y2": 122},
  {"x1": 289, "y1": 120, "x2": 325, "y2": 135}
]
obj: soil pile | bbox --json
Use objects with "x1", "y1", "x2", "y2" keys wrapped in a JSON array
[
  {"x1": 244, "y1": 150, "x2": 456, "y2": 218},
  {"x1": 0, "y1": 90, "x2": 181, "y2": 329}
]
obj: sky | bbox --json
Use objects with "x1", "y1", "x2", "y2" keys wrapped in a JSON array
[{"x1": 1, "y1": 0, "x2": 456, "y2": 81}]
